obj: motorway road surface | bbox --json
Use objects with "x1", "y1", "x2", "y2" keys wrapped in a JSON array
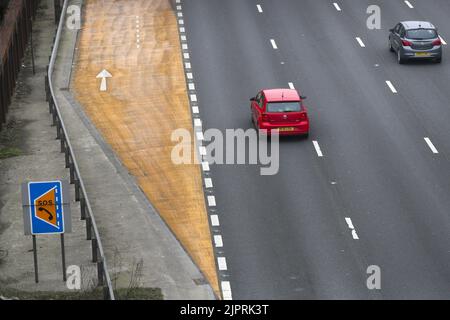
[{"x1": 180, "y1": 0, "x2": 450, "y2": 299}]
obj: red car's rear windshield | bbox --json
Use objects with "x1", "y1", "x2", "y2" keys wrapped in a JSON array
[{"x1": 266, "y1": 101, "x2": 301, "y2": 113}]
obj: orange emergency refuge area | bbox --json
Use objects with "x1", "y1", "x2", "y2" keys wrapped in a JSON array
[{"x1": 72, "y1": 0, "x2": 218, "y2": 295}]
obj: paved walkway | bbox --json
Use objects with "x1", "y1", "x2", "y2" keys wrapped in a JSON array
[{"x1": 0, "y1": 0, "x2": 96, "y2": 294}]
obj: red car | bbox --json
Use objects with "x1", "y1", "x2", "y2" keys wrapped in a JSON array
[{"x1": 250, "y1": 88, "x2": 309, "y2": 137}]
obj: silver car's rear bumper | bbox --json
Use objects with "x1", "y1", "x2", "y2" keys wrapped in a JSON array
[{"x1": 401, "y1": 46, "x2": 442, "y2": 59}]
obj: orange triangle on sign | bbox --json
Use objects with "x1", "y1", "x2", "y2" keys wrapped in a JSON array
[{"x1": 34, "y1": 188, "x2": 58, "y2": 227}]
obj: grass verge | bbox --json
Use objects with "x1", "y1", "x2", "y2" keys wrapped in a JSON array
[
  {"x1": 0, "y1": 147, "x2": 21, "y2": 159},
  {"x1": 0, "y1": 287, "x2": 163, "y2": 300}
]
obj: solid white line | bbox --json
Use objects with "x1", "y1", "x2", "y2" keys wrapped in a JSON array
[
  {"x1": 192, "y1": 106, "x2": 199, "y2": 114},
  {"x1": 385, "y1": 80, "x2": 397, "y2": 93},
  {"x1": 184, "y1": 52, "x2": 190, "y2": 59},
  {"x1": 188, "y1": 82, "x2": 195, "y2": 90},
  {"x1": 217, "y1": 257, "x2": 227, "y2": 270},
  {"x1": 180, "y1": 27, "x2": 185, "y2": 33},
  {"x1": 439, "y1": 35, "x2": 447, "y2": 45},
  {"x1": 199, "y1": 146, "x2": 207, "y2": 156},
  {"x1": 185, "y1": 61, "x2": 191, "y2": 68},
  {"x1": 211, "y1": 215, "x2": 220, "y2": 226},
  {"x1": 186, "y1": 72, "x2": 193, "y2": 79},
  {"x1": 204, "y1": 178, "x2": 213, "y2": 188},
  {"x1": 424, "y1": 137, "x2": 439, "y2": 154},
  {"x1": 177, "y1": 12, "x2": 183, "y2": 17},
  {"x1": 181, "y1": 35, "x2": 187, "y2": 41},
  {"x1": 221, "y1": 281, "x2": 232, "y2": 300},
  {"x1": 176, "y1": 5, "x2": 182, "y2": 10},
  {"x1": 404, "y1": 0, "x2": 414, "y2": 8},
  {"x1": 288, "y1": 82, "x2": 295, "y2": 89},
  {"x1": 190, "y1": 94, "x2": 197, "y2": 102},
  {"x1": 214, "y1": 235, "x2": 223, "y2": 247},
  {"x1": 356, "y1": 37, "x2": 365, "y2": 47},
  {"x1": 257, "y1": 4, "x2": 263, "y2": 13},
  {"x1": 312, "y1": 140, "x2": 323, "y2": 157},
  {"x1": 182, "y1": 43, "x2": 188, "y2": 50},
  {"x1": 178, "y1": 19, "x2": 184, "y2": 25},
  {"x1": 270, "y1": 39, "x2": 278, "y2": 49},
  {"x1": 333, "y1": 2, "x2": 341, "y2": 11}
]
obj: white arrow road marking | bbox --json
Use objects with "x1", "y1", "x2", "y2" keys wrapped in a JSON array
[{"x1": 96, "y1": 69, "x2": 112, "y2": 92}]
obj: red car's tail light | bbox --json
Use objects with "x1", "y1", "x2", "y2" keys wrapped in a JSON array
[
  {"x1": 300, "y1": 112, "x2": 307, "y2": 120},
  {"x1": 432, "y1": 38, "x2": 442, "y2": 46},
  {"x1": 401, "y1": 39, "x2": 412, "y2": 46}
]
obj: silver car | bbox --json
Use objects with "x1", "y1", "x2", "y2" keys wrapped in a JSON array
[{"x1": 389, "y1": 21, "x2": 442, "y2": 64}]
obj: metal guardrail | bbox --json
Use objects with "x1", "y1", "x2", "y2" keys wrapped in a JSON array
[{"x1": 45, "y1": 0, "x2": 115, "y2": 300}]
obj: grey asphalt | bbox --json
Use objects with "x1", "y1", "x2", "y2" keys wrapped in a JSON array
[{"x1": 182, "y1": 0, "x2": 450, "y2": 299}]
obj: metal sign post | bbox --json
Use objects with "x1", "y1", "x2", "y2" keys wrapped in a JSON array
[
  {"x1": 22, "y1": 180, "x2": 71, "y2": 283},
  {"x1": 32, "y1": 235, "x2": 38, "y2": 283}
]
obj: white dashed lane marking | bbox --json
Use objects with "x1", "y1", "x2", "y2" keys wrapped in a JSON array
[
  {"x1": 270, "y1": 39, "x2": 278, "y2": 49},
  {"x1": 333, "y1": 2, "x2": 342, "y2": 11},
  {"x1": 424, "y1": 137, "x2": 439, "y2": 154},
  {"x1": 204, "y1": 178, "x2": 213, "y2": 188},
  {"x1": 217, "y1": 257, "x2": 228, "y2": 271},
  {"x1": 207, "y1": 195, "x2": 216, "y2": 207},
  {"x1": 194, "y1": 118, "x2": 202, "y2": 127},
  {"x1": 385, "y1": 80, "x2": 397, "y2": 94},
  {"x1": 211, "y1": 215, "x2": 220, "y2": 226},
  {"x1": 176, "y1": 0, "x2": 232, "y2": 300},
  {"x1": 439, "y1": 35, "x2": 447, "y2": 45},
  {"x1": 221, "y1": 281, "x2": 232, "y2": 300},
  {"x1": 214, "y1": 235, "x2": 223, "y2": 248},
  {"x1": 257, "y1": 4, "x2": 263, "y2": 13},
  {"x1": 288, "y1": 82, "x2": 295, "y2": 89},
  {"x1": 404, "y1": 0, "x2": 414, "y2": 8},
  {"x1": 202, "y1": 161, "x2": 210, "y2": 171},
  {"x1": 196, "y1": 131, "x2": 204, "y2": 141},
  {"x1": 355, "y1": 37, "x2": 365, "y2": 47},
  {"x1": 345, "y1": 217, "x2": 359, "y2": 240},
  {"x1": 312, "y1": 140, "x2": 324, "y2": 157}
]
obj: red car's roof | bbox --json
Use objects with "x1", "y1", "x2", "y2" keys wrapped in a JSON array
[{"x1": 263, "y1": 89, "x2": 300, "y2": 102}]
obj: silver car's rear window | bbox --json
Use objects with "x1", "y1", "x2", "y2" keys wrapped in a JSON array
[
  {"x1": 406, "y1": 29, "x2": 437, "y2": 39},
  {"x1": 266, "y1": 102, "x2": 301, "y2": 113}
]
